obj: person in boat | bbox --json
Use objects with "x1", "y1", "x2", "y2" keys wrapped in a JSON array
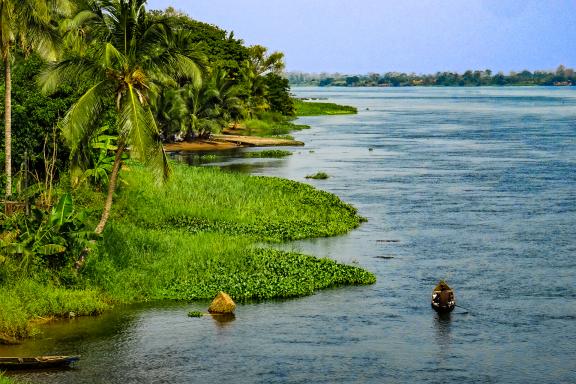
[{"x1": 432, "y1": 282, "x2": 455, "y2": 309}]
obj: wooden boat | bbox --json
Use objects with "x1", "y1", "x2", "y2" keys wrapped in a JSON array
[
  {"x1": 0, "y1": 355, "x2": 80, "y2": 370},
  {"x1": 431, "y1": 280, "x2": 455, "y2": 313}
]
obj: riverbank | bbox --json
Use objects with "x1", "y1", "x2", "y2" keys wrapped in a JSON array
[
  {"x1": 0, "y1": 162, "x2": 374, "y2": 340},
  {"x1": 164, "y1": 134, "x2": 303, "y2": 152},
  {"x1": 0, "y1": 99, "x2": 369, "y2": 342},
  {"x1": 163, "y1": 100, "x2": 355, "y2": 152}
]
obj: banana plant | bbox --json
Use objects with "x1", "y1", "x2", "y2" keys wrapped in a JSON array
[
  {"x1": 0, "y1": 193, "x2": 95, "y2": 275},
  {"x1": 82, "y1": 126, "x2": 118, "y2": 187}
]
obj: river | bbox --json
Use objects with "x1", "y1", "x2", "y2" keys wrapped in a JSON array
[{"x1": 3, "y1": 87, "x2": 575, "y2": 383}]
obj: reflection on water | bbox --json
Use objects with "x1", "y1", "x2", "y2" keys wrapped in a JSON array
[
  {"x1": 4, "y1": 87, "x2": 576, "y2": 383},
  {"x1": 433, "y1": 312, "x2": 452, "y2": 353},
  {"x1": 210, "y1": 313, "x2": 236, "y2": 327}
]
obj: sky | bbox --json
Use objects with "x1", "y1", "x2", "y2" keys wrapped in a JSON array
[{"x1": 146, "y1": 0, "x2": 576, "y2": 74}]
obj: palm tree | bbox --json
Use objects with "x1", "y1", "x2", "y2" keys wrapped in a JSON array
[
  {"x1": 208, "y1": 66, "x2": 245, "y2": 123},
  {"x1": 152, "y1": 87, "x2": 188, "y2": 141},
  {"x1": 0, "y1": 0, "x2": 70, "y2": 197},
  {"x1": 41, "y1": 0, "x2": 204, "y2": 234}
]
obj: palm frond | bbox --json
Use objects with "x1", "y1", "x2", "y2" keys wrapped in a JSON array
[
  {"x1": 39, "y1": 56, "x2": 104, "y2": 93},
  {"x1": 59, "y1": 80, "x2": 110, "y2": 151},
  {"x1": 119, "y1": 85, "x2": 170, "y2": 181}
]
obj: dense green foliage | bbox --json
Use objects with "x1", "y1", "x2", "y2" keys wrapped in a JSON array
[
  {"x1": 295, "y1": 100, "x2": 357, "y2": 116},
  {"x1": 263, "y1": 73, "x2": 295, "y2": 116},
  {"x1": 1, "y1": 1, "x2": 297, "y2": 188},
  {"x1": 0, "y1": 54, "x2": 81, "y2": 190},
  {"x1": 150, "y1": 7, "x2": 249, "y2": 77},
  {"x1": 288, "y1": 65, "x2": 576, "y2": 87}
]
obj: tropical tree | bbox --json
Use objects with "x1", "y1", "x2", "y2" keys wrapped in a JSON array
[
  {"x1": 246, "y1": 45, "x2": 285, "y2": 76},
  {"x1": 0, "y1": 0, "x2": 71, "y2": 197},
  {"x1": 208, "y1": 66, "x2": 245, "y2": 123},
  {"x1": 152, "y1": 87, "x2": 187, "y2": 141},
  {"x1": 180, "y1": 67, "x2": 244, "y2": 139},
  {"x1": 40, "y1": 0, "x2": 204, "y2": 234}
]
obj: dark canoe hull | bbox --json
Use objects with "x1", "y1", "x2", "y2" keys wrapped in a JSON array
[
  {"x1": 431, "y1": 301, "x2": 455, "y2": 313},
  {"x1": 0, "y1": 356, "x2": 79, "y2": 370}
]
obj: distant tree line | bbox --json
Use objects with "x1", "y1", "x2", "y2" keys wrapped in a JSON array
[{"x1": 287, "y1": 65, "x2": 576, "y2": 87}]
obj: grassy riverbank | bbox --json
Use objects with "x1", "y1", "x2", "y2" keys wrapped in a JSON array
[
  {"x1": 0, "y1": 163, "x2": 374, "y2": 339},
  {"x1": 294, "y1": 100, "x2": 358, "y2": 116}
]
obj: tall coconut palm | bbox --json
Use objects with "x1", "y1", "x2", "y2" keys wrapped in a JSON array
[
  {"x1": 41, "y1": 0, "x2": 204, "y2": 234},
  {"x1": 0, "y1": 0, "x2": 70, "y2": 197}
]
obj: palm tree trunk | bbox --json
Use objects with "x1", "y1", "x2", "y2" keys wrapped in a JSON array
[
  {"x1": 4, "y1": 56, "x2": 12, "y2": 197},
  {"x1": 94, "y1": 140, "x2": 125, "y2": 235}
]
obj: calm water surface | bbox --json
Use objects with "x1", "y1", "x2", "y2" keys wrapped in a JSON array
[{"x1": 3, "y1": 87, "x2": 575, "y2": 383}]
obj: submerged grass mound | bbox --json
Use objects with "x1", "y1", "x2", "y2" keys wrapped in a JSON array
[
  {"x1": 295, "y1": 100, "x2": 357, "y2": 116},
  {"x1": 243, "y1": 150, "x2": 292, "y2": 158},
  {"x1": 115, "y1": 164, "x2": 364, "y2": 242},
  {"x1": 306, "y1": 172, "x2": 330, "y2": 180}
]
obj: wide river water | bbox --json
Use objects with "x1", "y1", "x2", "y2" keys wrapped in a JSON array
[{"x1": 3, "y1": 87, "x2": 575, "y2": 383}]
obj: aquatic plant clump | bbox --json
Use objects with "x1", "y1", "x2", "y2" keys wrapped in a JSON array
[
  {"x1": 243, "y1": 150, "x2": 292, "y2": 158},
  {"x1": 164, "y1": 248, "x2": 377, "y2": 301},
  {"x1": 79, "y1": 163, "x2": 374, "y2": 303},
  {"x1": 306, "y1": 172, "x2": 329, "y2": 180}
]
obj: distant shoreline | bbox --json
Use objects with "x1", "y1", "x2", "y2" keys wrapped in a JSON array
[{"x1": 290, "y1": 84, "x2": 575, "y2": 88}]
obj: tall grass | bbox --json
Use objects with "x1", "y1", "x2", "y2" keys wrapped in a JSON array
[
  {"x1": 113, "y1": 164, "x2": 364, "y2": 242},
  {"x1": 0, "y1": 280, "x2": 109, "y2": 338},
  {"x1": 0, "y1": 374, "x2": 22, "y2": 384}
]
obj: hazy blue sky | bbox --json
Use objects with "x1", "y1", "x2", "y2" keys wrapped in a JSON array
[{"x1": 147, "y1": 0, "x2": 576, "y2": 74}]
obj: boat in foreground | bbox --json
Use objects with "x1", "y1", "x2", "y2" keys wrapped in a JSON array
[
  {"x1": 431, "y1": 280, "x2": 456, "y2": 313},
  {"x1": 0, "y1": 356, "x2": 80, "y2": 370}
]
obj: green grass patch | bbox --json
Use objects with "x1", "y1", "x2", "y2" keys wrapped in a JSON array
[
  {"x1": 114, "y1": 164, "x2": 363, "y2": 242},
  {"x1": 187, "y1": 311, "x2": 204, "y2": 317},
  {"x1": 294, "y1": 100, "x2": 357, "y2": 116},
  {"x1": 86, "y1": 228, "x2": 375, "y2": 302},
  {"x1": 0, "y1": 280, "x2": 109, "y2": 339},
  {"x1": 80, "y1": 163, "x2": 373, "y2": 302},
  {"x1": 306, "y1": 172, "x2": 330, "y2": 180},
  {"x1": 243, "y1": 118, "x2": 309, "y2": 138},
  {"x1": 243, "y1": 150, "x2": 292, "y2": 158},
  {"x1": 0, "y1": 374, "x2": 24, "y2": 384}
]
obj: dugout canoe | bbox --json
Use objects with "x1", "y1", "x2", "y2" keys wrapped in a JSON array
[{"x1": 0, "y1": 355, "x2": 79, "y2": 370}]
